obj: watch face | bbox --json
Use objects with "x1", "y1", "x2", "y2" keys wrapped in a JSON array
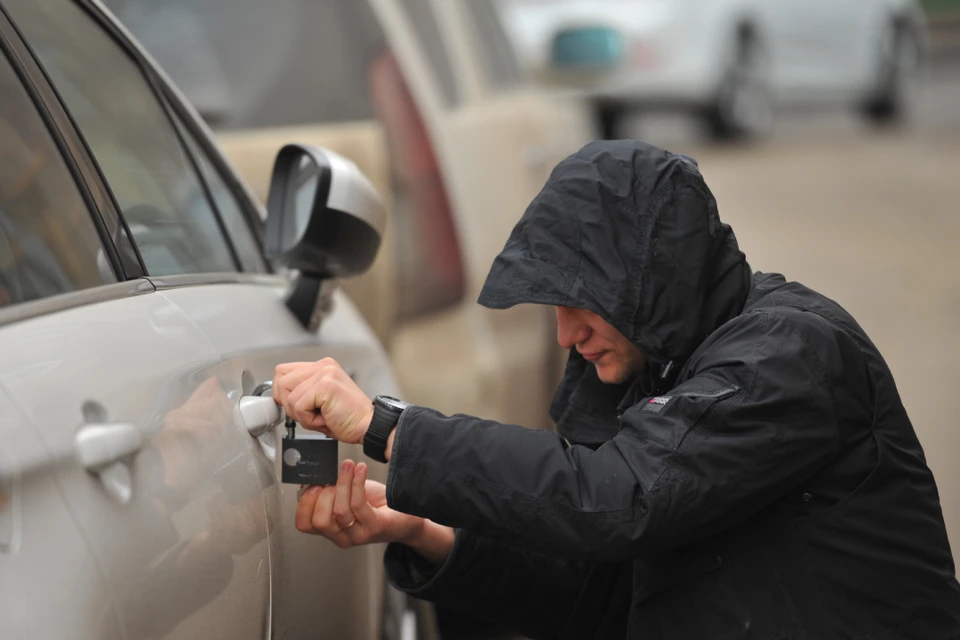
[{"x1": 378, "y1": 396, "x2": 409, "y2": 412}]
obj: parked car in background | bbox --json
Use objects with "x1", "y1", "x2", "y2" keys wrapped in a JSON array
[
  {"x1": 497, "y1": 0, "x2": 927, "y2": 140},
  {"x1": 0, "y1": 0, "x2": 420, "y2": 638},
  {"x1": 108, "y1": 0, "x2": 597, "y2": 433}
]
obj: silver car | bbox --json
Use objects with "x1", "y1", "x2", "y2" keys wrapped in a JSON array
[{"x1": 0, "y1": 0, "x2": 419, "y2": 638}]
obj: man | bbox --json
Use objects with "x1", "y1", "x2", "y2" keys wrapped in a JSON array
[{"x1": 275, "y1": 141, "x2": 960, "y2": 639}]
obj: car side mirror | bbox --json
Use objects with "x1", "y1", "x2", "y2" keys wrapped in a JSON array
[
  {"x1": 265, "y1": 144, "x2": 387, "y2": 329},
  {"x1": 265, "y1": 144, "x2": 386, "y2": 278}
]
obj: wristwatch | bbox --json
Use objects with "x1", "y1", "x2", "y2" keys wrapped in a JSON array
[{"x1": 363, "y1": 395, "x2": 410, "y2": 463}]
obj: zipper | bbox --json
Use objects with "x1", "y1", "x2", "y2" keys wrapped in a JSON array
[{"x1": 675, "y1": 385, "x2": 739, "y2": 400}]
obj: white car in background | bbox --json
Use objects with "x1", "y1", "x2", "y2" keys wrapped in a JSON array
[{"x1": 497, "y1": 0, "x2": 927, "y2": 140}]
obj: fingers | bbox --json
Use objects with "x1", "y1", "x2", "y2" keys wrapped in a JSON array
[
  {"x1": 274, "y1": 358, "x2": 341, "y2": 407},
  {"x1": 295, "y1": 485, "x2": 325, "y2": 533},
  {"x1": 285, "y1": 372, "x2": 329, "y2": 430},
  {"x1": 332, "y1": 461, "x2": 357, "y2": 529},
  {"x1": 350, "y1": 463, "x2": 378, "y2": 530},
  {"x1": 273, "y1": 362, "x2": 321, "y2": 405}
]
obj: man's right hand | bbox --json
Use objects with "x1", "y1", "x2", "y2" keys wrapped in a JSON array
[{"x1": 296, "y1": 460, "x2": 455, "y2": 566}]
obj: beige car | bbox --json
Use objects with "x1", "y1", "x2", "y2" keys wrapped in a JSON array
[{"x1": 112, "y1": 0, "x2": 597, "y2": 430}]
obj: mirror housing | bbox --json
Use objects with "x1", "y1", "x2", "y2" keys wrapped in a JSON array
[
  {"x1": 265, "y1": 144, "x2": 386, "y2": 330},
  {"x1": 265, "y1": 144, "x2": 386, "y2": 279}
]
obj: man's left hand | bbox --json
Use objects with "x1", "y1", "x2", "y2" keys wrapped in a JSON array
[{"x1": 273, "y1": 359, "x2": 373, "y2": 444}]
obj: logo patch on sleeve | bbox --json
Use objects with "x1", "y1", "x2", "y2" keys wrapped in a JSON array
[{"x1": 641, "y1": 396, "x2": 673, "y2": 413}]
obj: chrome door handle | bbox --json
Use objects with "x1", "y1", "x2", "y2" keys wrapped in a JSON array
[{"x1": 75, "y1": 423, "x2": 142, "y2": 472}]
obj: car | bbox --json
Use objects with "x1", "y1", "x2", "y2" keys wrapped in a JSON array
[
  {"x1": 496, "y1": 0, "x2": 927, "y2": 140},
  {"x1": 105, "y1": 0, "x2": 597, "y2": 433},
  {"x1": 0, "y1": 0, "x2": 422, "y2": 638}
]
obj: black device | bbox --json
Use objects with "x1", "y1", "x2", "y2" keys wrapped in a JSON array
[
  {"x1": 281, "y1": 418, "x2": 339, "y2": 485},
  {"x1": 363, "y1": 396, "x2": 410, "y2": 464}
]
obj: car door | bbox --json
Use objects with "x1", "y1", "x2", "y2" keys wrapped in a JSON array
[
  {"x1": 757, "y1": 0, "x2": 848, "y2": 98},
  {"x1": 0, "y1": 13, "x2": 129, "y2": 639},
  {"x1": 0, "y1": 1, "x2": 273, "y2": 638},
  {"x1": 370, "y1": 0, "x2": 592, "y2": 429},
  {"x1": 0, "y1": 389, "x2": 125, "y2": 640}
]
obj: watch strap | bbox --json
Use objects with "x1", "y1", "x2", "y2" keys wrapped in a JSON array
[{"x1": 363, "y1": 398, "x2": 404, "y2": 463}]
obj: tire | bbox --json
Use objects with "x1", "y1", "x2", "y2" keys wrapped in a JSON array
[
  {"x1": 595, "y1": 102, "x2": 624, "y2": 140},
  {"x1": 861, "y1": 21, "x2": 919, "y2": 125},
  {"x1": 702, "y1": 32, "x2": 773, "y2": 142}
]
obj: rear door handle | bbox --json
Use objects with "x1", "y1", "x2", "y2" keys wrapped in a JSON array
[
  {"x1": 75, "y1": 423, "x2": 142, "y2": 504},
  {"x1": 75, "y1": 423, "x2": 142, "y2": 472}
]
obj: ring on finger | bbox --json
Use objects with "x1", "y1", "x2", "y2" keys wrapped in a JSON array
[{"x1": 342, "y1": 519, "x2": 356, "y2": 529}]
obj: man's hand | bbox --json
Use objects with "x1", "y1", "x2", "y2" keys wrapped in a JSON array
[
  {"x1": 274, "y1": 359, "x2": 374, "y2": 444},
  {"x1": 296, "y1": 460, "x2": 454, "y2": 566}
]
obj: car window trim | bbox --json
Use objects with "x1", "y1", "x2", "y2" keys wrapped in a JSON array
[
  {"x1": 146, "y1": 272, "x2": 289, "y2": 291},
  {"x1": 0, "y1": 278, "x2": 155, "y2": 328},
  {"x1": 82, "y1": 0, "x2": 272, "y2": 273},
  {"x1": 0, "y1": 3, "x2": 144, "y2": 281}
]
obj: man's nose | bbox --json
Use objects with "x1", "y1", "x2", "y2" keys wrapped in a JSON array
[{"x1": 556, "y1": 306, "x2": 588, "y2": 349}]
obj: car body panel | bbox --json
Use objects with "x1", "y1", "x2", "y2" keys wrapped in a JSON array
[
  {"x1": 0, "y1": 286, "x2": 271, "y2": 639},
  {"x1": 153, "y1": 279, "x2": 398, "y2": 640},
  {"x1": 368, "y1": 0, "x2": 592, "y2": 427},
  {"x1": 0, "y1": 386, "x2": 125, "y2": 639}
]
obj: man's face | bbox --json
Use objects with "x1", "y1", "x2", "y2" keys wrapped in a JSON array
[{"x1": 555, "y1": 306, "x2": 646, "y2": 384}]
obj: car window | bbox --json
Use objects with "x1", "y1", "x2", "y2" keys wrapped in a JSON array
[
  {"x1": 171, "y1": 110, "x2": 267, "y2": 273},
  {"x1": 105, "y1": 0, "x2": 388, "y2": 131},
  {"x1": 6, "y1": 0, "x2": 241, "y2": 277},
  {"x1": 397, "y1": 0, "x2": 459, "y2": 107},
  {"x1": 0, "y1": 47, "x2": 115, "y2": 308},
  {"x1": 462, "y1": 0, "x2": 524, "y2": 91}
]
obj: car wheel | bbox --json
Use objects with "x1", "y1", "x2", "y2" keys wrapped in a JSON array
[
  {"x1": 595, "y1": 102, "x2": 624, "y2": 140},
  {"x1": 702, "y1": 32, "x2": 773, "y2": 142},
  {"x1": 861, "y1": 20, "x2": 920, "y2": 126}
]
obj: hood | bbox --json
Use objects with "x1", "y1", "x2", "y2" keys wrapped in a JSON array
[{"x1": 478, "y1": 140, "x2": 751, "y2": 367}]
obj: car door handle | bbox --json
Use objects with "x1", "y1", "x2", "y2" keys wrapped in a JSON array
[
  {"x1": 75, "y1": 423, "x2": 143, "y2": 472},
  {"x1": 238, "y1": 396, "x2": 284, "y2": 438}
]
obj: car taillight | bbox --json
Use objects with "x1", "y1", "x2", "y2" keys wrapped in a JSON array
[{"x1": 368, "y1": 49, "x2": 465, "y2": 321}]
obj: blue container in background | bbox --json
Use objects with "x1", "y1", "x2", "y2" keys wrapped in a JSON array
[{"x1": 551, "y1": 26, "x2": 624, "y2": 70}]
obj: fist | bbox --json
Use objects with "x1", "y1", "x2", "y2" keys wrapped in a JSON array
[{"x1": 273, "y1": 359, "x2": 374, "y2": 444}]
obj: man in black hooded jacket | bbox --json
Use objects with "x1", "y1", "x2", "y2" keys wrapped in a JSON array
[{"x1": 275, "y1": 140, "x2": 960, "y2": 639}]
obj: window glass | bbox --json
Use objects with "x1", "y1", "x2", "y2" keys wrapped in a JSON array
[
  {"x1": 398, "y1": 0, "x2": 459, "y2": 107},
  {"x1": 172, "y1": 112, "x2": 267, "y2": 273},
  {"x1": 0, "y1": 49, "x2": 115, "y2": 308},
  {"x1": 463, "y1": 0, "x2": 524, "y2": 91},
  {"x1": 7, "y1": 0, "x2": 240, "y2": 276}
]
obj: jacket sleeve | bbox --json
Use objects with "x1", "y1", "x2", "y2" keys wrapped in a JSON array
[
  {"x1": 384, "y1": 529, "x2": 595, "y2": 640},
  {"x1": 386, "y1": 310, "x2": 843, "y2": 560}
]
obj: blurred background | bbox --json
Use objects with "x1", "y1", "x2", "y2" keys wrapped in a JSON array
[{"x1": 105, "y1": 0, "x2": 959, "y2": 634}]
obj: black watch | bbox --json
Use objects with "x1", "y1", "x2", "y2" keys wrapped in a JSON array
[{"x1": 363, "y1": 395, "x2": 409, "y2": 463}]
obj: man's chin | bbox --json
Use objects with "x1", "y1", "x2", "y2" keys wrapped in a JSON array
[{"x1": 594, "y1": 364, "x2": 624, "y2": 385}]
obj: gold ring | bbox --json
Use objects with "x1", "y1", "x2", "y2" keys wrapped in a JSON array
[{"x1": 343, "y1": 519, "x2": 356, "y2": 529}]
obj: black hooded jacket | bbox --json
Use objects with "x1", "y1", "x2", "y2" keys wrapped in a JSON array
[{"x1": 382, "y1": 141, "x2": 960, "y2": 639}]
